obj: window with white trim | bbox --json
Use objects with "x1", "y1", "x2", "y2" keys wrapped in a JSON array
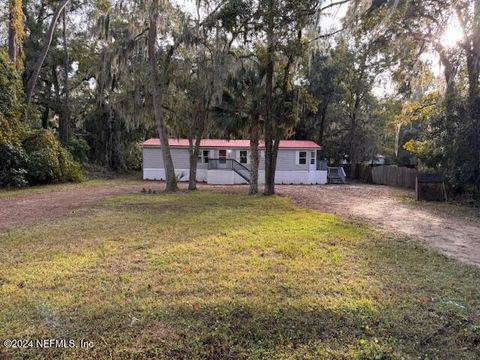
[
  {"x1": 310, "y1": 151, "x2": 316, "y2": 165},
  {"x1": 297, "y1": 151, "x2": 307, "y2": 165},
  {"x1": 239, "y1": 150, "x2": 248, "y2": 164},
  {"x1": 203, "y1": 150, "x2": 210, "y2": 163}
]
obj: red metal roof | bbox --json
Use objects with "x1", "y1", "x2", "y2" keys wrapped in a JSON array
[{"x1": 143, "y1": 138, "x2": 321, "y2": 149}]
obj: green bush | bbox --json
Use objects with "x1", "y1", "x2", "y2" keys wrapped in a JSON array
[
  {"x1": 67, "y1": 136, "x2": 90, "y2": 164},
  {"x1": 23, "y1": 130, "x2": 84, "y2": 185},
  {"x1": 58, "y1": 146, "x2": 84, "y2": 183},
  {"x1": 125, "y1": 142, "x2": 142, "y2": 171},
  {"x1": 0, "y1": 141, "x2": 28, "y2": 188},
  {"x1": 0, "y1": 114, "x2": 24, "y2": 144},
  {"x1": 0, "y1": 50, "x2": 24, "y2": 121},
  {"x1": 0, "y1": 51, "x2": 83, "y2": 188}
]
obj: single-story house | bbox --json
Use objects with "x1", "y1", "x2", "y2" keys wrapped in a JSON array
[{"x1": 142, "y1": 138, "x2": 328, "y2": 185}]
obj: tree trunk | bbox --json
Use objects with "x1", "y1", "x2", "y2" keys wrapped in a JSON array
[
  {"x1": 249, "y1": 120, "x2": 260, "y2": 195},
  {"x1": 264, "y1": 0, "x2": 275, "y2": 195},
  {"x1": 8, "y1": 0, "x2": 23, "y2": 66},
  {"x1": 188, "y1": 98, "x2": 211, "y2": 190},
  {"x1": 188, "y1": 133, "x2": 202, "y2": 191},
  {"x1": 467, "y1": 59, "x2": 480, "y2": 194},
  {"x1": 41, "y1": 78, "x2": 51, "y2": 129},
  {"x1": 147, "y1": 0, "x2": 177, "y2": 192},
  {"x1": 437, "y1": 45, "x2": 459, "y2": 184},
  {"x1": 41, "y1": 104, "x2": 49, "y2": 129},
  {"x1": 59, "y1": 8, "x2": 70, "y2": 145},
  {"x1": 348, "y1": 93, "x2": 361, "y2": 164},
  {"x1": 52, "y1": 64, "x2": 60, "y2": 108},
  {"x1": 8, "y1": 0, "x2": 18, "y2": 62},
  {"x1": 8, "y1": 26, "x2": 18, "y2": 64},
  {"x1": 317, "y1": 103, "x2": 328, "y2": 146},
  {"x1": 25, "y1": 0, "x2": 71, "y2": 112},
  {"x1": 466, "y1": 1, "x2": 480, "y2": 193}
]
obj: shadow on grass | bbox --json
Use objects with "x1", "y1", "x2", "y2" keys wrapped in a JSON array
[
  {"x1": 1, "y1": 191, "x2": 480, "y2": 359},
  {"x1": 156, "y1": 302, "x2": 380, "y2": 359}
]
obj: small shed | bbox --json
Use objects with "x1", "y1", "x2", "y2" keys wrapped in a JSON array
[{"x1": 415, "y1": 173, "x2": 447, "y2": 201}]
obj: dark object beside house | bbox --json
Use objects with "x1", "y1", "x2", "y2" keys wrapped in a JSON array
[
  {"x1": 416, "y1": 173, "x2": 447, "y2": 201},
  {"x1": 327, "y1": 167, "x2": 346, "y2": 184}
]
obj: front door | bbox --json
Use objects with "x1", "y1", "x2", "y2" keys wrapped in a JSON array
[{"x1": 218, "y1": 149, "x2": 227, "y2": 168}]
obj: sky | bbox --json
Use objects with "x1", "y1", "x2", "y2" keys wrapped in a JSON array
[
  {"x1": 172, "y1": 0, "x2": 349, "y2": 32},
  {"x1": 1, "y1": 0, "x2": 463, "y2": 99},
  {"x1": 171, "y1": 0, "x2": 399, "y2": 97}
]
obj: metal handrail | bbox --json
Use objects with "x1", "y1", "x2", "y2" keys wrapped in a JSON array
[
  {"x1": 208, "y1": 159, "x2": 250, "y2": 182},
  {"x1": 327, "y1": 166, "x2": 346, "y2": 184}
]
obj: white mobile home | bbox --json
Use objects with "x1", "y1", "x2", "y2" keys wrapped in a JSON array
[{"x1": 142, "y1": 139, "x2": 327, "y2": 185}]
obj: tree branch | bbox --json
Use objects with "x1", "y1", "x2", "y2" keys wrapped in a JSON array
[
  {"x1": 309, "y1": 27, "x2": 344, "y2": 42},
  {"x1": 26, "y1": 0, "x2": 71, "y2": 112},
  {"x1": 319, "y1": 0, "x2": 350, "y2": 13}
]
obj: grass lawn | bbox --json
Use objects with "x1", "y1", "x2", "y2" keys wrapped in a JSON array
[{"x1": 1, "y1": 191, "x2": 480, "y2": 359}]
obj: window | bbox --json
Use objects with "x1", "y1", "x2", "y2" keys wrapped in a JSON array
[
  {"x1": 203, "y1": 150, "x2": 210, "y2": 163},
  {"x1": 239, "y1": 150, "x2": 248, "y2": 164},
  {"x1": 298, "y1": 151, "x2": 307, "y2": 165},
  {"x1": 310, "y1": 151, "x2": 316, "y2": 165},
  {"x1": 219, "y1": 149, "x2": 227, "y2": 164}
]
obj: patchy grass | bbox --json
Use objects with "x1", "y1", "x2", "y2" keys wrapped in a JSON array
[
  {"x1": 1, "y1": 191, "x2": 480, "y2": 359},
  {"x1": 395, "y1": 190, "x2": 480, "y2": 224},
  {"x1": 0, "y1": 176, "x2": 142, "y2": 200}
]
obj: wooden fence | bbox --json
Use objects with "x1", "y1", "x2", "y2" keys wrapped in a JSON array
[
  {"x1": 371, "y1": 165, "x2": 417, "y2": 189},
  {"x1": 346, "y1": 164, "x2": 418, "y2": 189}
]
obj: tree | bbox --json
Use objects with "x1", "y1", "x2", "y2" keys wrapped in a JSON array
[
  {"x1": 167, "y1": 0, "x2": 253, "y2": 190},
  {"x1": 353, "y1": 0, "x2": 480, "y2": 194},
  {"x1": 176, "y1": 52, "x2": 217, "y2": 191},
  {"x1": 299, "y1": 38, "x2": 385, "y2": 165},
  {"x1": 147, "y1": 0, "x2": 178, "y2": 192},
  {"x1": 25, "y1": 0, "x2": 71, "y2": 111},
  {"x1": 8, "y1": 0, "x2": 24, "y2": 68},
  {"x1": 456, "y1": 0, "x2": 480, "y2": 194},
  {"x1": 215, "y1": 64, "x2": 265, "y2": 194},
  {"x1": 258, "y1": 0, "x2": 340, "y2": 194},
  {"x1": 168, "y1": 49, "x2": 216, "y2": 191},
  {"x1": 59, "y1": 8, "x2": 70, "y2": 145},
  {"x1": 296, "y1": 49, "x2": 343, "y2": 147}
]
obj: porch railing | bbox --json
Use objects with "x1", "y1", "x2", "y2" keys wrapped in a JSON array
[
  {"x1": 208, "y1": 159, "x2": 250, "y2": 182},
  {"x1": 327, "y1": 167, "x2": 346, "y2": 184}
]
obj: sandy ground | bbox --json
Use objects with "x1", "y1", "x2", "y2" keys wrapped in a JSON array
[
  {"x1": 0, "y1": 184, "x2": 145, "y2": 233},
  {"x1": 277, "y1": 184, "x2": 480, "y2": 266},
  {"x1": 1, "y1": 181, "x2": 480, "y2": 266}
]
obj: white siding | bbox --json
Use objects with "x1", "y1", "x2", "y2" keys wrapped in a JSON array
[
  {"x1": 275, "y1": 150, "x2": 308, "y2": 171},
  {"x1": 143, "y1": 146, "x2": 324, "y2": 184}
]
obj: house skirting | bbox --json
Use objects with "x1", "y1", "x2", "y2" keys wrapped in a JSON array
[{"x1": 143, "y1": 168, "x2": 327, "y2": 185}]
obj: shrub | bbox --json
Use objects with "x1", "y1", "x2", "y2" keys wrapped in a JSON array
[
  {"x1": 0, "y1": 50, "x2": 23, "y2": 121},
  {"x1": 0, "y1": 115, "x2": 24, "y2": 144},
  {"x1": 124, "y1": 142, "x2": 142, "y2": 171},
  {"x1": 67, "y1": 136, "x2": 90, "y2": 164},
  {"x1": 0, "y1": 141, "x2": 28, "y2": 188},
  {"x1": 58, "y1": 146, "x2": 84, "y2": 183},
  {"x1": 23, "y1": 130, "x2": 84, "y2": 185}
]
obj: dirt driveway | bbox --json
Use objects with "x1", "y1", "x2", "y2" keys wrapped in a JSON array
[
  {"x1": 0, "y1": 182, "x2": 145, "y2": 233},
  {"x1": 277, "y1": 184, "x2": 480, "y2": 266},
  {"x1": 1, "y1": 180, "x2": 480, "y2": 266}
]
